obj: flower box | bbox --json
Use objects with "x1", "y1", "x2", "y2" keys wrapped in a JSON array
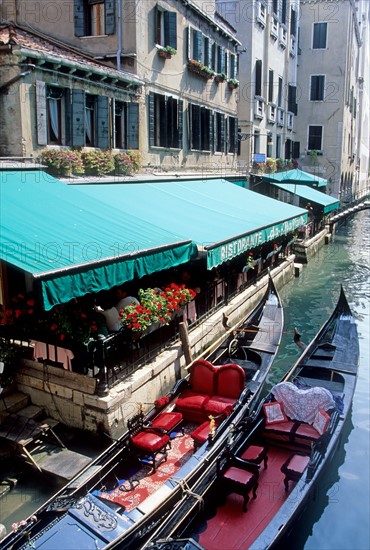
[
  {"x1": 214, "y1": 74, "x2": 226, "y2": 83},
  {"x1": 187, "y1": 61, "x2": 214, "y2": 80},
  {"x1": 227, "y1": 80, "x2": 239, "y2": 90},
  {"x1": 158, "y1": 49, "x2": 172, "y2": 59}
]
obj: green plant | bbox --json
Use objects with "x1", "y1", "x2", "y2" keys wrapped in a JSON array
[
  {"x1": 158, "y1": 45, "x2": 177, "y2": 55},
  {"x1": 82, "y1": 150, "x2": 115, "y2": 176},
  {"x1": 40, "y1": 149, "x2": 85, "y2": 175},
  {"x1": 265, "y1": 158, "x2": 277, "y2": 173},
  {"x1": 114, "y1": 150, "x2": 142, "y2": 175},
  {"x1": 276, "y1": 158, "x2": 285, "y2": 171},
  {"x1": 227, "y1": 78, "x2": 240, "y2": 88}
]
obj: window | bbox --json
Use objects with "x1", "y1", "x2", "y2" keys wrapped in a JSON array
[
  {"x1": 229, "y1": 54, "x2": 237, "y2": 79},
  {"x1": 308, "y1": 125, "x2": 323, "y2": 150},
  {"x1": 280, "y1": 0, "x2": 287, "y2": 25},
  {"x1": 149, "y1": 93, "x2": 183, "y2": 149},
  {"x1": 217, "y1": 46, "x2": 226, "y2": 74},
  {"x1": 155, "y1": 7, "x2": 177, "y2": 49},
  {"x1": 189, "y1": 105, "x2": 212, "y2": 151},
  {"x1": 313, "y1": 22, "x2": 327, "y2": 49},
  {"x1": 293, "y1": 141, "x2": 300, "y2": 159},
  {"x1": 268, "y1": 70, "x2": 274, "y2": 103},
  {"x1": 47, "y1": 87, "x2": 65, "y2": 145},
  {"x1": 310, "y1": 75, "x2": 325, "y2": 101},
  {"x1": 290, "y1": 8, "x2": 297, "y2": 37},
  {"x1": 278, "y1": 77, "x2": 283, "y2": 107},
  {"x1": 266, "y1": 133, "x2": 273, "y2": 158},
  {"x1": 85, "y1": 95, "x2": 97, "y2": 146},
  {"x1": 215, "y1": 112, "x2": 225, "y2": 153},
  {"x1": 74, "y1": 0, "x2": 116, "y2": 37},
  {"x1": 272, "y1": 0, "x2": 278, "y2": 15},
  {"x1": 288, "y1": 85, "x2": 297, "y2": 113},
  {"x1": 254, "y1": 131, "x2": 260, "y2": 154},
  {"x1": 114, "y1": 101, "x2": 139, "y2": 149},
  {"x1": 255, "y1": 59, "x2": 262, "y2": 96},
  {"x1": 276, "y1": 135, "x2": 281, "y2": 158}
]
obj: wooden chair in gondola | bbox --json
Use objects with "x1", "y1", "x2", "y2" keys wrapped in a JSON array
[
  {"x1": 217, "y1": 452, "x2": 259, "y2": 512},
  {"x1": 127, "y1": 412, "x2": 171, "y2": 472}
]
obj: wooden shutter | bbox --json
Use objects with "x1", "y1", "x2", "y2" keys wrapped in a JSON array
[
  {"x1": 97, "y1": 96, "x2": 109, "y2": 148},
  {"x1": 64, "y1": 89, "x2": 71, "y2": 146},
  {"x1": 105, "y1": 0, "x2": 116, "y2": 35},
  {"x1": 164, "y1": 11, "x2": 177, "y2": 49},
  {"x1": 36, "y1": 81, "x2": 47, "y2": 145},
  {"x1": 211, "y1": 42, "x2": 216, "y2": 71},
  {"x1": 74, "y1": 0, "x2": 85, "y2": 37},
  {"x1": 127, "y1": 103, "x2": 139, "y2": 149},
  {"x1": 204, "y1": 37, "x2": 211, "y2": 67},
  {"x1": 220, "y1": 114, "x2": 225, "y2": 153},
  {"x1": 255, "y1": 60, "x2": 262, "y2": 96},
  {"x1": 71, "y1": 89, "x2": 85, "y2": 147},
  {"x1": 220, "y1": 47, "x2": 225, "y2": 74},
  {"x1": 177, "y1": 99, "x2": 183, "y2": 148},
  {"x1": 193, "y1": 30, "x2": 202, "y2": 62},
  {"x1": 148, "y1": 92, "x2": 155, "y2": 147},
  {"x1": 293, "y1": 141, "x2": 300, "y2": 159},
  {"x1": 209, "y1": 111, "x2": 214, "y2": 153}
]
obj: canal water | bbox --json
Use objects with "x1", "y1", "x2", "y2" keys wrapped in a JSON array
[
  {"x1": 0, "y1": 211, "x2": 369, "y2": 549},
  {"x1": 269, "y1": 209, "x2": 370, "y2": 550}
]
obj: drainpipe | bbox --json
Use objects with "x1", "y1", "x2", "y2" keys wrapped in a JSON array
[
  {"x1": 0, "y1": 65, "x2": 35, "y2": 94},
  {"x1": 117, "y1": 0, "x2": 122, "y2": 71}
]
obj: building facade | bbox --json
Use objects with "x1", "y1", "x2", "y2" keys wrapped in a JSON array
[
  {"x1": 295, "y1": 0, "x2": 369, "y2": 200},
  {"x1": 0, "y1": 0, "x2": 240, "y2": 173},
  {"x1": 216, "y1": 0, "x2": 300, "y2": 174}
]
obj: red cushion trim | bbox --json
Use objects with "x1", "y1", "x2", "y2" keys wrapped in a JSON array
[
  {"x1": 151, "y1": 412, "x2": 182, "y2": 432},
  {"x1": 223, "y1": 466, "x2": 254, "y2": 484},
  {"x1": 131, "y1": 432, "x2": 169, "y2": 452}
]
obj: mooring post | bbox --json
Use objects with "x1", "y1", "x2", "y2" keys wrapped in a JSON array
[{"x1": 179, "y1": 321, "x2": 193, "y2": 365}]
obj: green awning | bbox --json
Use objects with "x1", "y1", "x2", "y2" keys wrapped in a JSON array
[
  {"x1": 261, "y1": 169, "x2": 328, "y2": 188},
  {"x1": 0, "y1": 171, "x2": 197, "y2": 309},
  {"x1": 270, "y1": 182, "x2": 340, "y2": 213},
  {"x1": 77, "y1": 179, "x2": 308, "y2": 269}
]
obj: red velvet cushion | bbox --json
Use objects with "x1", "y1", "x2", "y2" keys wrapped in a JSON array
[
  {"x1": 241, "y1": 445, "x2": 265, "y2": 461},
  {"x1": 176, "y1": 390, "x2": 209, "y2": 411},
  {"x1": 223, "y1": 466, "x2": 254, "y2": 484},
  {"x1": 151, "y1": 412, "x2": 182, "y2": 432},
  {"x1": 264, "y1": 420, "x2": 295, "y2": 433},
  {"x1": 285, "y1": 454, "x2": 310, "y2": 474},
  {"x1": 215, "y1": 364, "x2": 245, "y2": 399},
  {"x1": 313, "y1": 409, "x2": 330, "y2": 435},
  {"x1": 263, "y1": 401, "x2": 288, "y2": 424},
  {"x1": 131, "y1": 431, "x2": 170, "y2": 452},
  {"x1": 191, "y1": 421, "x2": 211, "y2": 444},
  {"x1": 189, "y1": 359, "x2": 216, "y2": 395},
  {"x1": 204, "y1": 396, "x2": 234, "y2": 416},
  {"x1": 295, "y1": 423, "x2": 321, "y2": 440}
]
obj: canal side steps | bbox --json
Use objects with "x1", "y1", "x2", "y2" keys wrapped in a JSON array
[{"x1": 0, "y1": 392, "x2": 92, "y2": 481}]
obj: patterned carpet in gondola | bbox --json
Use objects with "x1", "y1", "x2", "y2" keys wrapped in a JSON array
[{"x1": 98, "y1": 425, "x2": 196, "y2": 512}]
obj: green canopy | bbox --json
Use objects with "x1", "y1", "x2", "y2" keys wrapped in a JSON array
[
  {"x1": 77, "y1": 179, "x2": 308, "y2": 269},
  {"x1": 270, "y1": 182, "x2": 340, "y2": 213},
  {"x1": 0, "y1": 171, "x2": 197, "y2": 309},
  {"x1": 261, "y1": 169, "x2": 328, "y2": 187}
]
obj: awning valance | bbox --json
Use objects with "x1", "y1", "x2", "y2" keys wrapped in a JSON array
[
  {"x1": 261, "y1": 169, "x2": 328, "y2": 188},
  {"x1": 270, "y1": 182, "x2": 340, "y2": 213},
  {"x1": 77, "y1": 179, "x2": 308, "y2": 269},
  {"x1": 0, "y1": 171, "x2": 197, "y2": 309}
]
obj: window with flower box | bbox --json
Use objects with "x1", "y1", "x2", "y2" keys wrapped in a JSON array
[
  {"x1": 74, "y1": 0, "x2": 115, "y2": 37},
  {"x1": 189, "y1": 104, "x2": 212, "y2": 151},
  {"x1": 149, "y1": 92, "x2": 183, "y2": 149},
  {"x1": 155, "y1": 6, "x2": 177, "y2": 51}
]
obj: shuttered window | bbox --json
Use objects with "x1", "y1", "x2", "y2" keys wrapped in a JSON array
[
  {"x1": 148, "y1": 92, "x2": 182, "y2": 149},
  {"x1": 228, "y1": 117, "x2": 238, "y2": 154},
  {"x1": 308, "y1": 126, "x2": 323, "y2": 151},
  {"x1": 288, "y1": 85, "x2": 298, "y2": 113},
  {"x1": 255, "y1": 59, "x2": 262, "y2": 97},
  {"x1": 74, "y1": 0, "x2": 115, "y2": 37},
  {"x1": 313, "y1": 22, "x2": 327, "y2": 49},
  {"x1": 310, "y1": 76, "x2": 325, "y2": 101},
  {"x1": 189, "y1": 104, "x2": 212, "y2": 151},
  {"x1": 156, "y1": 8, "x2": 177, "y2": 49},
  {"x1": 215, "y1": 112, "x2": 225, "y2": 153}
]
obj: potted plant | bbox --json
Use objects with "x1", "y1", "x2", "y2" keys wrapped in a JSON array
[
  {"x1": 157, "y1": 45, "x2": 177, "y2": 59},
  {"x1": 187, "y1": 60, "x2": 214, "y2": 80},
  {"x1": 40, "y1": 149, "x2": 85, "y2": 176},
  {"x1": 227, "y1": 78, "x2": 240, "y2": 90},
  {"x1": 214, "y1": 72, "x2": 227, "y2": 83}
]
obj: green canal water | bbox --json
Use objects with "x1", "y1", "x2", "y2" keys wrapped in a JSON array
[{"x1": 0, "y1": 210, "x2": 369, "y2": 549}]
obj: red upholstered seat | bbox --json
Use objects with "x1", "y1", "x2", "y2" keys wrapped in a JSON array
[
  {"x1": 281, "y1": 453, "x2": 310, "y2": 491},
  {"x1": 191, "y1": 421, "x2": 212, "y2": 450},
  {"x1": 215, "y1": 364, "x2": 245, "y2": 399},
  {"x1": 151, "y1": 412, "x2": 183, "y2": 433},
  {"x1": 224, "y1": 466, "x2": 255, "y2": 485},
  {"x1": 294, "y1": 423, "x2": 320, "y2": 440},
  {"x1": 203, "y1": 396, "x2": 234, "y2": 416},
  {"x1": 240, "y1": 445, "x2": 269, "y2": 469},
  {"x1": 175, "y1": 391, "x2": 210, "y2": 423},
  {"x1": 130, "y1": 431, "x2": 170, "y2": 453}
]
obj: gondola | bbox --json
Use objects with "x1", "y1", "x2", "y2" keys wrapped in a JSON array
[
  {"x1": 145, "y1": 286, "x2": 359, "y2": 550},
  {"x1": 0, "y1": 274, "x2": 283, "y2": 550}
]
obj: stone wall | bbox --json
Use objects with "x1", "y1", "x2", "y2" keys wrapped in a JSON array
[{"x1": 15, "y1": 258, "x2": 295, "y2": 438}]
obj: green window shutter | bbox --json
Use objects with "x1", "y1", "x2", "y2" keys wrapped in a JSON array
[
  {"x1": 230, "y1": 54, "x2": 236, "y2": 79},
  {"x1": 71, "y1": 89, "x2": 85, "y2": 147},
  {"x1": 97, "y1": 96, "x2": 109, "y2": 148},
  {"x1": 164, "y1": 11, "x2": 177, "y2": 49},
  {"x1": 204, "y1": 37, "x2": 211, "y2": 67},
  {"x1": 209, "y1": 110, "x2": 214, "y2": 153},
  {"x1": 178, "y1": 99, "x2": 183, "y2": 148},
  {"x1": 193, "y1": 30, "x2": 202, "y2": 62},
  {"x1": 36, "y1": 80, "x2": 47, "y2": 145},
  {"x1": 74, "y1": 0, "x2": 85, "y2": 37},
  {"x1": 64, "y1": 89, "x2": 72, "y2": 146},
  {"x1": 187, "y1": 26, "x2": 191, "y2": 60},
  {"x1": 127, "y1": 103, "x2": 139, "y2": 149},
  {"x1": 211, "y1": 42, "x2": 216, "y2": 71},
  {"x1": 149, "y1": 92, "x2": 155, "y2": 147},
  {"x1": 234, "y1": 118, "x2": 238, "y2": 154},
  {"x1": 105, "y1": 0, "x2": 116, "y2": 35},
  {"x1": 220, "y1": 114, "x2": 225, "y2": 153},
  {"x1": 220, "y1": 47, "x2": 225, "y2": 74}
]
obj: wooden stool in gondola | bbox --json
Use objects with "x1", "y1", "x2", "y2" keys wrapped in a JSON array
[
  {"x1": 281, "y1": 453, "x2": 310, "y2": 491},
  {"x1": 240, "y1": 444, "x2": 269, "y2": 469},
  {"x1": 217, "y1": 455, "x2": 259, "y2": 512}
]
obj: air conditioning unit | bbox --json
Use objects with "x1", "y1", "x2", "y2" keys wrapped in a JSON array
[
  {"x1": 290, "y1": 35, "x2": 296, "y2": 57},
  {"x1": 277, "y1": 108, "x2": 285, "y2": 126},
  {"x1": 270, "y1": 17, "x2": 279, "y2": 40},
  {"x1": 254, "y1": 97, "x2": 264, "y2": 120},
  {"x1": 256, "y1": 1, "x2": 267, "y2": 28},
  {"x1": 287, "y1": 112, "x2": 294, "y2": 129},
  {"x1": 279, "y1": 25, "x2": 287, "y2": 49},
  {"x1": 268, "y1": 104, "x2": 276, "y2": 124}
]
